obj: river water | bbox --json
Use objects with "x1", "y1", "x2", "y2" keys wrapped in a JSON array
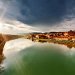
[{"x1": 0, "y1": 39, "x2": 75, "y2": 75}]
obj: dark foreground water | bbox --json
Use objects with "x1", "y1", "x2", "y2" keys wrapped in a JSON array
[{"x1": 1, "y1": 41, "x2": 75, "y2": 75}]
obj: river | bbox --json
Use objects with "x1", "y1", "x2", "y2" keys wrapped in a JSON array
[{"x1": 0, "y1": 39, "x2": 75, "y2": 75}]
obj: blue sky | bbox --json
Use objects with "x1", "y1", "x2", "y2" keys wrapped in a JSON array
[{"x1": 0, "y1": 0, "x2": 75, "y2": 31}]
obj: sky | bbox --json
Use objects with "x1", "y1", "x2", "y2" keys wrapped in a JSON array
[{"x1": 0, "y1": 0, "x2": 75, "y2": 32}]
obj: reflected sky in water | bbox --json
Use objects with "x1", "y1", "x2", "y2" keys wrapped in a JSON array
[{"x1": 0, "y1": 39, "x2": 75, "y2": 75}]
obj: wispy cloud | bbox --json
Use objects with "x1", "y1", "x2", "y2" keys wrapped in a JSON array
[{"x1": 0, "y1": 20, "x2": 42, "y2": 34}]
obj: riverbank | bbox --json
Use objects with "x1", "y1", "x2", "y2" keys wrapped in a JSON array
[{"x1": 32, "y1": 38, "x2": 75, "y2": 48}]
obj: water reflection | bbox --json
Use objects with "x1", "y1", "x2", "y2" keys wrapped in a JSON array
[
  {"x1": 1, "y1": 39, "x2": 75, "y2": 75},
  {"x1": 33, "y1": 39, "x2": 75, "y2": 49},
  {"x1": 2, "y1": 43, "x2": 75, "y2": 75},
  {"x1": 0, "y1": 53, "x2": 5, "y2": 73}
]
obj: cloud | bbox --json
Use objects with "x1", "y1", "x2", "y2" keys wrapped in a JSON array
[
  {"x1": 0, "y1": 0, "x2": 75, "y2": 29},
  {"x1": 0, "y1": 0, "x2": 32, "y2": 22},
  {"x1": 0, "y1": 20, "x2": 41, "y2": 34}
]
